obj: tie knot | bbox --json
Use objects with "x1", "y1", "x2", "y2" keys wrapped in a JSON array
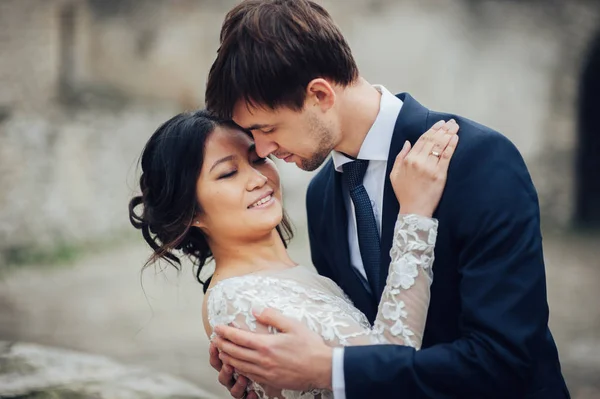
[{"x1": 342, "y1": 159, "x2": 369, "y2": 190}]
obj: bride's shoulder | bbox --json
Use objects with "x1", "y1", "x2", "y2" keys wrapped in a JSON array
[
  {"x1": 204, "y1": 273, "x2": 303, "y2": 331},
  {"x1": 205, "y1": 273, "x2": 291, "y2": 308}
]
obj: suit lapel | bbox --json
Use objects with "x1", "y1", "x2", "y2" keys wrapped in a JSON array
[
  {"x1": 329, "y1": 163, "x2": 378, "y2": 322},
  {"x1": 377, "y1": 93, "x2": 430, "y2": 299}
]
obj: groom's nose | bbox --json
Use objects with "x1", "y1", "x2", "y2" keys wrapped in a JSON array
[{"x1": 254, "y1": 136, "x2": 277, "y2": 158}]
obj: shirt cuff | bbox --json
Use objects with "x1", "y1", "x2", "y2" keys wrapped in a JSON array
[{"x1": 332, "y1": 347, "x2": 346, "y2": 399}]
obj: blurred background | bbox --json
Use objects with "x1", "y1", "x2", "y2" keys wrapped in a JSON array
[{"x1": 0, "y1": 0, "x2": 599, "y2": 398}]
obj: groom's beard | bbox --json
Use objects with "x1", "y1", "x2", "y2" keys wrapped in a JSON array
[
  {"x1": 298, "y1": 117, "x2": 336, "y2": 172},
  {"x1": 298, "y1": 147, "x2": 332, "y2": 171}
]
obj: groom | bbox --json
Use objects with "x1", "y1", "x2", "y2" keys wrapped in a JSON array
[{"x1": 205, "y1": 1, "x2": 569, "y2": 398}]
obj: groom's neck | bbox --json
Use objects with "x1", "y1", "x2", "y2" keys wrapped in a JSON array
[{"x1": 334, "y1": 77, "x2": 381, "y2": 158}]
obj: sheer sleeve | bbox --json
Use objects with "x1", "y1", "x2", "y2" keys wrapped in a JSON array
[
  {"x1": 363, "y1": 213, "x2": 438, "y2": 349},
  {"x1": 205, "y1": 214, "x2": 437, "y2": 398},
  {"x1": 206, "y1": 279, "x2": 329, "y2": 399},
  {"x1": 207, "y1": 213, "x2": 438, "y2": 353},
  {"x1": 337, "y1": 214, "x2": 437, "y2": 348}
]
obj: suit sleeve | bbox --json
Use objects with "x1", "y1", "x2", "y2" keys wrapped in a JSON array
[{"x1": 343, "y1": 132, "x2": 549, "y2": 398}]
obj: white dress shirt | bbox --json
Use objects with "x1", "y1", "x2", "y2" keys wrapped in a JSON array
[{"x1": 330, "y1": 85, "x2": 403, "y2": 399}]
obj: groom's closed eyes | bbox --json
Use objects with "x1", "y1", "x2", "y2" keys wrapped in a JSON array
[{"x1": 245, "y1": 123, "x2": 277, "y2": 134}]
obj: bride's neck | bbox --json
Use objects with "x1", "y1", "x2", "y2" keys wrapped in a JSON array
[{"x1": 209, "y1": 229, "x2": 295, "y2": 280}]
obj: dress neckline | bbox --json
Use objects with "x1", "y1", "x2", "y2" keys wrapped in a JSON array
[{"x1": 207, "y1": 264, "x2": 304, "y2": 292}]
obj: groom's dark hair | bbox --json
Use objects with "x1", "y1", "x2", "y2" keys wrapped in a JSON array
[{"x1": 205, "y1": 0, "x2": 359, "y2": 118}]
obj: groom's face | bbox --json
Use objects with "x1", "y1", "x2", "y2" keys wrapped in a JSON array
[{"x1": 232, "y1": 100, "x2": 337, "y2": 172}]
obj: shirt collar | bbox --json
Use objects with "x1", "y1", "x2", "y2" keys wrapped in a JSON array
[{"x1": 332, "y1": 85, "x2": 403, "y2": 172}]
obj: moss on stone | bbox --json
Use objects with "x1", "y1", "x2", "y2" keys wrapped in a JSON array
[{"x1": 0, "y1": 354, "x2": 37, "y2": 375}]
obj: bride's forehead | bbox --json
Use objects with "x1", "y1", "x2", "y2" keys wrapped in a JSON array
[{"x1": 209, "y1": 126, "x2": 254, "y2": 149}]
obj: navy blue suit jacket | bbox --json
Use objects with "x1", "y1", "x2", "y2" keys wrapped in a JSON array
[{"x1": 306, "y1": 93, "x2": 570, "y2": 398}]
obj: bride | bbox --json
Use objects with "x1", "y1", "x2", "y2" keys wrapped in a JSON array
[{"x1": 129, "y1": 110, "x2": 459, "y2": 399}]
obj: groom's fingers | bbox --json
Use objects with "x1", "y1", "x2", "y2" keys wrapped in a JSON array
[
  {"x1": 229, "y1": 374, "x2": 250, "y2": 399},
  {"x1": 209, "y1": 342, "x2": 223, "y2": 371},
  {"x1": 242, "y1": 373, "x2": 269, "y2": 388},
  {"x1": 213, "y1": 335, "x2": 262, "y2": 364},
  {"x1": 219, "y1": 352, "x2": 267, "y2": 380},
  {"x1": 215, "y1": 325, "x2": 260, "y2": 350},
  {"x1": 217, "y1": 364, "x2": 235, "y2": 388},
  {"x1": 253, "y1": 308, "x2": 297, "y2": 333}
]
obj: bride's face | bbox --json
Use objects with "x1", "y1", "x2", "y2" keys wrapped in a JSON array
[{"x1": 195, "y1": 126, "x2": 283, "y2": 240}]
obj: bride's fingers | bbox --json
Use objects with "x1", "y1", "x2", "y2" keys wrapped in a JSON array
[
  {"x1": 437, "y1": 134, "x2": 459, "y2": 171},
  {"x1": 420, "y1": 120, "x2": 455, "y2": 157},
  {"x1": 390, "y1": 141, "x2": 411, "y2": 183},
  {"x1": 394, "y1": 141, "x2": 411, "y2": 165},
  {"x1": 446, "y1": 120, "x2": 459, "y2": 136},
  {"x1": 427, "y1": 124, "x2": 460, "y2": 166},
  {"x1": 411, "y1": 120, "x2": 445, "y2": 154}
]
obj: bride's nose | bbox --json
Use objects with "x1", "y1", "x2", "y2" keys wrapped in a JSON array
[{"x1": 246, "y1": 167, "x2": 268, "y2": 191}]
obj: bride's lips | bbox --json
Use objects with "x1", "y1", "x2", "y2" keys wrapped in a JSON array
[{"x1": 247, "y1": 189, "x2": 275, "y2": 209}]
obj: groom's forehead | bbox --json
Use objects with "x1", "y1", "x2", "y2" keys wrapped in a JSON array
[{"x1": 232, "y1": 101, "x2": 280, "y2": 127}]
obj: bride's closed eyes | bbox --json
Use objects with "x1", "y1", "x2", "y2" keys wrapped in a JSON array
[{"x1": 213, "y1": 148, "x2": 269, "y2": 180}]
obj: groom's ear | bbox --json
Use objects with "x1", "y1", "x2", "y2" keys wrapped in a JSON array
[{"x1": 306, "y1": 78, "x2": 336, "y2": 112}]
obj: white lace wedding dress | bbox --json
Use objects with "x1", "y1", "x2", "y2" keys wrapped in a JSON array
[{"x1": 206, "y1": 214, "x2": 437, "y2": 399}]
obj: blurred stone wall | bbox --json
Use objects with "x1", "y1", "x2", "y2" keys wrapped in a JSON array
[
  {"x1": 0, "y1": 0, "x2": 179, "y2": 256},
  {"x1": 0, "y1": 0, "x2": 599, "y2": 257}
]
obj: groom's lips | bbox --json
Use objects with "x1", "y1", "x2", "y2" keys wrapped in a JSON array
[{"x1": 276, "y1": 153, "x2": 293, "y2": 162}]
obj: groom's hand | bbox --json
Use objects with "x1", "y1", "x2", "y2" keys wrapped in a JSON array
[
  {"x1": 209, "y1": 343, "x2": 255, "y2": 398},
  {"x1": 213, "y1": 308, "x2": 333, "y2": 392}
]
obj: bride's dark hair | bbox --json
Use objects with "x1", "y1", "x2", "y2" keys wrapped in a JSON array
[{"x1": 128, "y1": 110, "x2": 293, "y2": 293}]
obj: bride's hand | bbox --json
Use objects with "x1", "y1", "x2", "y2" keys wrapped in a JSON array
[{"x1": 390, "y1": 119, "x2": 459, "y2": 218}]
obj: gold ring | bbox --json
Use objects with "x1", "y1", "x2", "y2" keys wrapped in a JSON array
[{"x1": 430, "y1": 151, "x2": 441, "y2": 158}]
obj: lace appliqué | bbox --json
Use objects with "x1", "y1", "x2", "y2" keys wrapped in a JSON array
[
  {"x1": 208, "y1": 276, "x2": 371, "y2": 344},
  {"x1": 208, "y1": 275, "x2": 363, "y2": 399},
  {"x1": 206, "y1": 214, "x2": 438, "y2": 398},
  {"x1": 371, "y1": 214, "x2": 437, "y2": 348}
]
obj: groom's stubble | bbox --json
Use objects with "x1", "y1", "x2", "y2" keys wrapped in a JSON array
[{"x1": 299, "y1": 111, "x2": 337, "y2": 172}]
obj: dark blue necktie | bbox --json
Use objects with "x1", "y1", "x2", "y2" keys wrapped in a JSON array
[{"x1": 343, "y1": 160, "x2": 381, "y2": 296}]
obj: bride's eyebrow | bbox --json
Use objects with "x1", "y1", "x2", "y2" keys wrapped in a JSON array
[{"x1": 210, "y1": 155, "x2": 236, "y2": 172}]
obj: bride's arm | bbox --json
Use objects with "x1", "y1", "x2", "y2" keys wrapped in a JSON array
[
  {"x1": 342, "y1": 213, "x2": 437, "y2": 349},
  {"x1": 345, "y1": 120, "x2": 457, "y2": 349},
  {"x1": 370, "y1": 213, "x2": 437, "y2": 348},
  {"x1": 206, "y1": 284, "x2": 292, "y2": 399}
]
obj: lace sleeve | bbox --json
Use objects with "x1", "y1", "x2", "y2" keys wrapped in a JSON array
[
  {"x1": 207, "y1": 279, "x2": 328, "y2": 399},
  {"x1": 346, "y1": 213, "x2": 437, "y2": 349},
  {"x1": 206, "y1": 282, "x2": 279, "y2": 399}
]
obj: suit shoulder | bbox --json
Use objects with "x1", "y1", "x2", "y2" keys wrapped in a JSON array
[{"x1": 427, "y1": 111, "x2": 521, "y2": 159}]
